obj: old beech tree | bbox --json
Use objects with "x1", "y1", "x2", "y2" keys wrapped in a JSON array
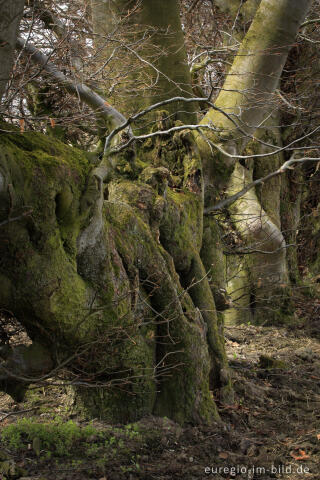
[{"x1": 0, "y1": 0, "x2": 314, "y2": 423}]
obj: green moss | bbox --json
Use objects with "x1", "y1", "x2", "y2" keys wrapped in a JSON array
[
  {"x1": 0, "y1": 129, "x2": 93, "y2": 343},
  {"x1": 201, "y1": 217, "x2": 227, "y2": 311},
  {"x1": 160, "y1": 189, "x2": 203, "y2": 272},
  {"x1": 0, "y1": 124, "x2": 91, "y2": 180},
  {"x1": 258, "y1": 355, "x2": 289, "y2": 370},
  {"x1": 0, "y1": 122, "x2": 231, "y2": 425},
  {"x1": 1, "y1": 417, "x2": 100, "y2": 457},
  {"x1": 104, "y1": 197, "x2": 219, "y2": 424}
]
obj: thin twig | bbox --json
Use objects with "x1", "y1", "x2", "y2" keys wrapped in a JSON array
[
  {"x1": 0, "y1": 408, "x2": 36, "y2": 422},
  {"x1": 205, "y1": 156, "x2": 320, "y2": 214}
]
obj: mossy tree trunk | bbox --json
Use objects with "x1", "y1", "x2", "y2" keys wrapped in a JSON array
[
  {"x1": 0, "y1": 120, "x2": 231, "y2": 423},
  {"x1": 201, "y1": 0, "x2": 311, "y2": 325},
  {"x1": 0, "y1": 0, "x2": 311, "y2": 423}
]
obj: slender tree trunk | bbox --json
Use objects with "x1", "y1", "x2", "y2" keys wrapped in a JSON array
[
  {"x1": 197, "y1": 0, "x2": 311, "y2": 325},
  {"x1": 0, "y1": 0, "x2": 24, "y2": 101},
  {"x1": 90, "y1": 0, "x2": 197, "y2": 124}
]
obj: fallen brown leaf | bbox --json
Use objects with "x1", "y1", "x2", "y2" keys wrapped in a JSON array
[
  {"x1": 219, "y1": 452, "x2": 229, "y2": 459},
  {"x1": 19, "y1": 119, "x2": 25, "y2": 133},
  {"x1": 290, "y1": 449, "x2": 310, "y2": 461}
]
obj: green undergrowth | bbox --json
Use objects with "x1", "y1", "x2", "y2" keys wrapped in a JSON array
[
  {"x1": 0, "y1": 416, "x2": 172, "y2": 477},
  {"x1": 2, "y1": 418, "x2": 94, "y2": 457},
  {"x1": 1, "y1": 417, "x2": 143, "y2": 459}
]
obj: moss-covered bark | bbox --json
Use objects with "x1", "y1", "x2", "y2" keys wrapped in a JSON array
[
  {"x1": 203, "y1": 0, "x2": 311, "y2": 137},
  {"x1": 195, "y1": 2, "x2": 310, "y2": 326},
  {"x1": 0, "y1": 122, "x2": 232, "y2": 424},
  {"x1": 0, "y1": 0, "x2": 312, "y2": 425},
  {"x1": 224, "y1": 161, "x2": 293, "y2": 324},
  {"x1": 195, "y1": 0, "x2": 311, "y2": 195}
]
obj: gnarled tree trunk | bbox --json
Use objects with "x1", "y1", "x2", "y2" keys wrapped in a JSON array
[{"x1": 0, "y1": 0, "x2": 311, "y2": 423}]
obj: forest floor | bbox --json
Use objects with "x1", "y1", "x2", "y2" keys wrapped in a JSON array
[{"x1": 1, "y1": 296, "x2": 320, "y2": 480}]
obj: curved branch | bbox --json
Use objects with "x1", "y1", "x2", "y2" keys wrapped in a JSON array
[
  {"x1": 15, "y1": 37, "x2": 127, "y2": 131},
  {"x1": 109, "y1": 118, "x2": 320, "y2": 158},
  {"x1": 204, "y1": 156, "x2": 320, "y2": 213},
  {"x1": 199, "y1": 0, "x2": 312, "y2": 150},
  {"x1": 301, "y1": 17, "x2": 320, "y2": 27}
]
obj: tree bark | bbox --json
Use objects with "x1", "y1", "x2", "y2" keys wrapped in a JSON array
[
  {"x1": 0, "y1": 118, "x2": 233, "y2": 422},
  {"x1": 197, "y1": 0, "x2": 312, "y2": 189},
  {"x1": 0, "y1": 0, "x2": 312, "y2": 422},
  {"x1": 90, "y1": 0, "x2": 197, "y2": 124},
  {"x1": 0, "y1": 0, "x2": 24, "y2": 101},
  {"x1": 196, "y1": 0, "x2": 311, "y2": 326}
]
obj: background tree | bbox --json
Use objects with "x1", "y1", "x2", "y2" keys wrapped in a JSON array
[
  {"x1": 0, "y1": 0, "x2": 316, "y2": 424},
  {"x1": 0, "y1": 0, "x2": 24, "y2": 100}
]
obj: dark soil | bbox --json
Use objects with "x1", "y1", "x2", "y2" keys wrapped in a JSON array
[{"x1": 1, "y1": 300, "x2": 320, "y2": 480}]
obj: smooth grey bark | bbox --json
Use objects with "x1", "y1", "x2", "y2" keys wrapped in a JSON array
[
  {"x1": 198, "y1": 0, "x2": 312, "y2": 172},
  {"x1": 197, "y1": 0, "x2": 312, "y2": 326},
  {"x1": 0, "y1": 0, "x2": 25, "y2": 101}
]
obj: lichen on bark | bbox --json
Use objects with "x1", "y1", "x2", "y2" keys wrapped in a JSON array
[{"x1": 0, "y1": 123, "x2": 231, "y2": 424}]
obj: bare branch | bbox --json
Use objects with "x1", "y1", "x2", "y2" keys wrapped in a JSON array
[
  {"x1": 0, "y1": 408, "x2": 36, "y2": 422},
  {"x1": 224, "y1": 244, "x2": 295, "y2": 255},
  {"x1": 301, "y1": 17, "x2": 320, "y2": 27},
  {"x1": 15, "y1": 37, "x2": 128, "y2": 132},
  {"x1": 109, "y1": 119, "x2": 320, "y2": 158},
  {"x1": 104, "y1": 95, "x2": 215, "y2": 152},
  {"x1": 205, "y1": 156, "x2": 320, "y2": 214},
  {"x1": 0, "y1": 209, "x2": 33, "y2": 228}
]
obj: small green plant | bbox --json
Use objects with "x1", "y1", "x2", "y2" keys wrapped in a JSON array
[
  {"x1": 1, "y1": 416, "x2": 146, "y2": 472},
  {"x1": 120, "y1": 456, "x2": 141, "y2": 474},
  {"x1": 85, "y1": 442, "x2": 100, "y2": 458},
  {"x1": 124, "y1": 423, "x2": 140, "y2": 439},
  {"x1": 45, "y1": 451, "x2": 52, "y2": 460},
  {"x1": 1, "y1": 425, "x2": 22, "y2": 450},
  {"x1": 71, "y1": 459, "x2": 83, "y2": 468}
]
